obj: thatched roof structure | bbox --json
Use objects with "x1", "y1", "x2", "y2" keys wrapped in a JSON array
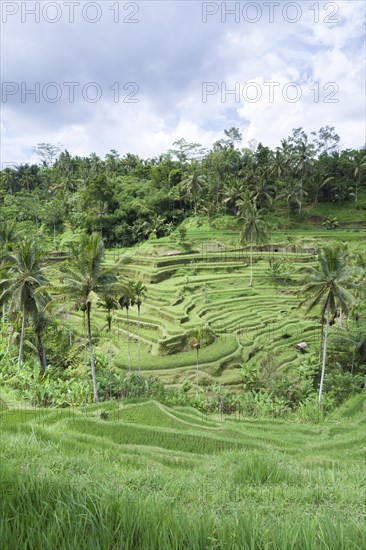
[{"x1": 295, "y1": 342, "x2": 308, "y2": 352}]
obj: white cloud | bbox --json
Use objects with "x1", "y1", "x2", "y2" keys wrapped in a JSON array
[{"x1": 1, "y1": 0, "x2": 365, "y2": 165}]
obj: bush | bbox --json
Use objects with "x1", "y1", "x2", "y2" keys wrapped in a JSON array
[{"x1": 324, "y1": 368, "x2": 364, "y2": 406}]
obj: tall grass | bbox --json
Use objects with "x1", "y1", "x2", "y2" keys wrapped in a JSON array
[
  {"x1": 1, "y1": 468, "x2": 364, "y2": 550},
  {"x1": 1, "y1": 398, "x2": 365, "y2": 549}
]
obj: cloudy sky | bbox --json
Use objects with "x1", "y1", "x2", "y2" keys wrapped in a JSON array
[{"x1": 1, "y1": 0, "x2": 365, "y2": 165}]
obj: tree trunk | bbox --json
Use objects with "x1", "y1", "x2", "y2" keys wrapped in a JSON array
[
  {"x1": 18, "y1": 305, "x2": 26, "y2": 369},
  {"x1": 127, "y1": 308, "x2": 131, "y2": 373},
  {"x1": 137, "y1": 305, "x2": 141, "y2": 375},
  {"x1": 53, "y1": 222, "x2": 57, "y2": 252},
  {"x1": 318, "y1": 309, "x2": 329, "y2": 405},
  {"x1": 319, "y1": 318, "x2": 324, "y2": 362},
  {"x1": 36, "y1": 332, "x2": 47, "y2": 374},
  {"x1": 249, "y1": 231, "x2": 253, "y2": 287},
  {"x1": 2, "y1": 303, "x2": 5, "y2": 342},
  {"x1": 196, "y1": 349, "x2": 199, "y2": 386},
  {"x1": 299, "y1": 171, "x2": 303, "y2": 214},
  {"x1": 355, "y1": 174, "x2": 359, "y2": 202},
  {"x1": 87, "y1": 303, "x2": 99, "y2": 403}
]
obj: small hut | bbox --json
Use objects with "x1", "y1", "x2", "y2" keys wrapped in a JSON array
[{"x1": 295, "y1": 342, "x2": 308, "y2": 352}]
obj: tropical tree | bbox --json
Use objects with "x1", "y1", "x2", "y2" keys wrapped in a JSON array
[
  {"x1": 169, "y1": 182, "x2": 187, "y2": 210},
  {"x1": 61, "y1": 232, "x2": 119, "y2": 402},
  {"x1": 131, "y1": 280, "x2": 147, "y2": 375},
  {"x1": 269, "y1": 148, "x2": 287, "y2": 180},
  {"x1": 190, "y1": 337, "x2": 201, "y2": 386},
  {"x1": 235, "y1": 189, "x2": 253, "y2": 217},
  {"x1": 0, "y1": 221, "x2": 18, "y2": 254},
  {"x1": 30, "y1": 306, "x2": 49, "y2": 373},
  {"x1": 181, "y1": 163, "x2": 207, "y2": 214},
  {"x1": 119, "y1": 285, "x2": 135, "y2": 373},
  {"x1": 299, "y1": 244, "x2": 358, "y2": 404},
  {"x1": 221, "y1": 179, "x2": 245, "y2": 215},
  {"x1": 292, "y1": 138, "x2": 315, "y2": 214},
  {"x1": 0, "y1": 240, "x2": 49, "y2": 368},
  {"x1": 238, "y1": 203, "x2": 269, "y2": 287},
  {"x1": 277, "y1": 180, "x2": 303, "y2": 219},
  {"x1": 140, "y1": 213, "x2": 166, "y2": 239},
  {"x1": 347, "y1": 150, "x2": 366, "y2": 202},
  {"x1": 248, "y1": 177, "x2": 276, "y2": 209},
  {"x1": 100, "y1": 292, "x2": 119, "y2": 333}
]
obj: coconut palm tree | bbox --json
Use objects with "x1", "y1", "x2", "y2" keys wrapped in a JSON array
[
  {"x1": 119, "y1": 285, "x2": 135, "y2": 373},
  {"x1": 269, "y1": 148, "x2": 287, "y2": 180},
  {"x1": 131, "y1": 280, "x2": 147, "y2": 375},
  {"x1": 238, "y1": 203, "x2": 269, "y2": 287},
  {"x1": 181, "y1": 164, "x2": 207, "y2": 214},
  {"x1": 277, "y1": 180, "x2": 303, "y2": 219},
  {"x1": 347, "y1": 150, "x2": 366, "y2": 202},
  {"x1": 248, "y1": 178, "x2": 276, "y2": 210},
  {"x1": 30, "y1": 307, "x2": 49, "y2": 374},
  {"x1": 235, "y1": 189, "x2": 253, "y2": 217},
  {"x1": 61, "y1": 232, "x2": 119, "y2": 402},
  {"x1": 299, "y1": 244, "x2": 358, "y2": 404},
  {"x1": 100, "y1": 292, "x2": 119, "y2": 333},
  {"x1": 169, "y1": 182, "x2": 187, "y2": 210},
  {"x1": 221, "y1": 179, "x2": 245, "y2": 215},
  {"x1": 0, "y1": 240, "x2": 49, "y2": 368},
  {"x1": 292, "y1": 139, "x2": 315, "y2": 214},
  {"x1": 0, "y1": 221, "x2": 19, "y2": 254},
  {"x1": 190, "y1": 337, "x2": 201, "y2": 386}
]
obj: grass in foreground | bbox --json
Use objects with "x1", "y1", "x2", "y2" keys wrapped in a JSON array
[{"x1": 1, "y1": 395, "x2": 365, "y2": 549}]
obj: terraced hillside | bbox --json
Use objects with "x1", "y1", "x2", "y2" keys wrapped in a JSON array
[
  {"x1": 64, "y1": 221, "x2": 364, "y2": 389},
  {"x1": 1, "y1": 395, "x2": 365, "y2": 549}
]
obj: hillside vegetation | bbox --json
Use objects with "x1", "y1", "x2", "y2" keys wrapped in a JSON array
[
  {"x1": 1, "y1": 395, "x2": 365, "y2": 549},
  {"x1": 0, "y1": 127, "x2": 365, "y2": 549}
]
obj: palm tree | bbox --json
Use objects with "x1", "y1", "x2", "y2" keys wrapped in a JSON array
[
  {"x1": 269, "y1": 148, "x2": 287, "y2": 180},
  {"x1": 248, "y1": 178, "x2": 276, "y2": 210},
  {"x1": 140, "y1": 213, "x2": 166, "y2": 239},
  {"x1": 61, "y1": 232, "x2": 119, "y2": 402},
  {"x1": 348, "y1": 150, "x2": 366, "y2": 202},
  {"x1": 0, "y1": 221, "x2": 18, "y2": 254},
  {"x1": 0, "y1": 240, "x2": 49, "y2": 368},
  {"x1": 131, "y1": 280, "x2": 147, "y2": 375},
  {"x1": 235, "y1": 189, "x2": 253, "y2": 216},
  {"x1": 238, "y1": 203, "x2": 269, "y2": 287},
  {"x1": 30, "y1": 307, "x2": 49, "y2": 374},
  {"x1": 169, "y1": 182, "x2": 187, "y2": 210},
  {"x1": 221, "y1": 179, "x2": 245, "y2": 215},
  {"x1": 119, "y1": 286, "x2": 135, "y2": 373},
  {"x1": 292, "y1": 139, "x2": 315, "y2": 214},
  {"x1": 299, "y1": 244, "x2": 357, "y2": 404},
  {"x1": 277, "y1": 180, "x2": 303, "y2": 219},
  {"x1": 100, "y1": 292, "x2": 119, "y2": 333},
  {"x1": 189, "y1": 337, "x2": 201, "y2": 386},
  {"x1": 181, "y1": 164, "x2": 207, "y2": 214}
]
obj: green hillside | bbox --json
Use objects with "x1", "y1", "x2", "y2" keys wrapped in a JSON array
[
  {"x1": 63, "y1": 210, "x2": 365, "y2": 391},
  {"x1": 1, "y1": 395, "x2": 365, "y2": 549},
  {"x1": 1, "y1": 133, "x2": 366, "y2": 549}
]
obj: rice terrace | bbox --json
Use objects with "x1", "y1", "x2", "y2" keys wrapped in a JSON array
[{"x1": 0, "y1": 128, "x2": 366, "y2": 549}]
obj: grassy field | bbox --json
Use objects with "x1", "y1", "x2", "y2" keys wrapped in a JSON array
[{"x1": 1, "y1": 394, "x2": 365, "y2": 549}]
